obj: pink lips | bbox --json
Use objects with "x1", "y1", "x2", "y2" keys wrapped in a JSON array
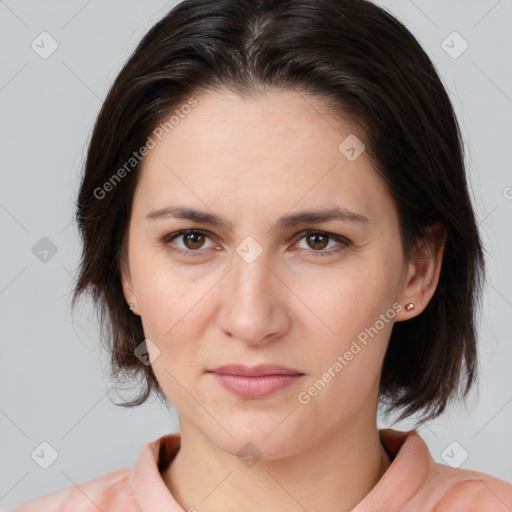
[{"x1": 208, "y1": 364, "x2": 304, "y2": 399}]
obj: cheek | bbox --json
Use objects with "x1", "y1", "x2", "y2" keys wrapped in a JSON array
[
  {"x1": 132, "y1": 248, "x2": 204, "y2": 335},
  {"x1": 137, "y1": 272, "x2": 209, "y2": 404},
  {"x1": 293, "y1": 260, "x2": 397, "y2": 395},
  {"x1": 298, "y1": 262, "x2": 389, "y2": 338},
  {"x1": 134, "y1": 265, "x2": 221, "y2": 381}
]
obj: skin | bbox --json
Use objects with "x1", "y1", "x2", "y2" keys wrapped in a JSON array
[{"x1": 121, "y1": 88, "x2": 445, "y2": 512}]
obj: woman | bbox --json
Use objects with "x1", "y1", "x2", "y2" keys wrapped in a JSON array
[{"x1": 13, "y1": 0, "x2": 512, "y2": 510}]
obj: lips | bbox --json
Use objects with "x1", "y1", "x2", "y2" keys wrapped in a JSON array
[
  {"x1": 208, "y1": 364, "x2": 304, "y2": 398},
  {"x1": 210, "y1": 364, "x2": 303, "y2": 377}
]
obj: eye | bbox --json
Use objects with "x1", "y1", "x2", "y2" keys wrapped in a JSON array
[
  {"x1": 161, "y1": 229, "x2": 351, "y2": 257},
  {"x1": 162, "y1": 229, "x2": 216, "y2": 255},
  {"x1": 293, "y1": 230, "x2": 351, "y2": 257}
]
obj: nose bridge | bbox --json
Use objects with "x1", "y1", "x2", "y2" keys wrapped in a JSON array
[
  {"x1": 228, "y1": 242, "x2": 276, "y2": 309},
  {"x1": 218, "y1": 239, "x2": 289, "y2": 343}
]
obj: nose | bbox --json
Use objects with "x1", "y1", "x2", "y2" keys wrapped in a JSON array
[{"x1": 217, "y1": 247, "x2": 291, "y2": 346}]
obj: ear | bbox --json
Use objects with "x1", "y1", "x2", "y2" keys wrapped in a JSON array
[
  {"x1": 395, "y1": 222, "x2": 446, "y2": 321},
  {"x1": 120, "y1": 235, "x2": 138, "y2": 315}
]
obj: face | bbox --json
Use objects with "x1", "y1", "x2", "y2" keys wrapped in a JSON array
[{"x1": 121, "y1": 88, "x2": 418, "y2": 458}]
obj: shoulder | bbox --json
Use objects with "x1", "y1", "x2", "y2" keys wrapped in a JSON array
[
  {"x1": 396, "y1": 431, "x2": 512, "y2": 511},
  {"x1": 10, "y1": 466, "x2": 137, "y2": 512},
  {"x1": 429, "y1": 464, "x2": 512, "y2": 511},
  {"x1": 372, "y1": 429, "x2": 512, "y2": 511}
]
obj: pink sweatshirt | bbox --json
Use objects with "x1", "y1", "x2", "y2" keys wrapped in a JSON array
[{"x1": 11, "y1": 428, "x2": 512, "y2": 511}]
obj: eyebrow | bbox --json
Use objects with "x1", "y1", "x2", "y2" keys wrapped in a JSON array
[{"x1": 145, "y1": 205, "x2": 369, "y2": 229}]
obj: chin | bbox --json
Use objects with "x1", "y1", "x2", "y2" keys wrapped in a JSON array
[{"x1": 198, "y1": 408, "x2": 319, "y2": 461}]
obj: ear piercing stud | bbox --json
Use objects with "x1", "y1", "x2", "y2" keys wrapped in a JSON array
[{"x1": 128, "y1": 302, "x2": 136, "y2": 311}]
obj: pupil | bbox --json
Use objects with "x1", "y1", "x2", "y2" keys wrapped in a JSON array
[
  {"x1": 186, "y1": 233, "x2": 204, "y2": 249},
  {"x1": 309, "y1": 233, "x2": 327, "y2": 250}
]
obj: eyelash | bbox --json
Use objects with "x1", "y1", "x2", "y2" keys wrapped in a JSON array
[{"x1": 161, "y1": 229, "x2": 351, "y2": 258}]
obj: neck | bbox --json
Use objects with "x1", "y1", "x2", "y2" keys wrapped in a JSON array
[{"x1": 162, "y1": 416, "x2": 391, "y2": 511}]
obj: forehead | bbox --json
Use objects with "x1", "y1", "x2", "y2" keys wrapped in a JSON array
[{"x1": 134, "y1": 88, "x2": 395, "y2": 226}]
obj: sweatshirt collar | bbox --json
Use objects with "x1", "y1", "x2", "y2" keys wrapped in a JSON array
[{"x1": 130, "y1": 428, "x2": 432, "y2": 511}]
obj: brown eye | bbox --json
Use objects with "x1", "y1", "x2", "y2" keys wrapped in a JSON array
[
  {"x1": 163, "y1": 229, "x2": 215, "y2": 255},
  {"x1": 183, "y1": 232, "x2": 206, "y2": 250},
  {"x1": 294, "y1": 230, "x2": 351, "y2": 257},
  {"x1": 306, "y1": 233, "x2": 329, "y2": 250}
]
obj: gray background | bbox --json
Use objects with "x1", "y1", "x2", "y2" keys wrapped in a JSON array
[{"x1": 1, "y1": 0, "x2": 511, "y2": 509}]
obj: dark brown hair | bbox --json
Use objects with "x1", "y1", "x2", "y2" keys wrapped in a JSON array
[{"x1": 71, "y1": 0, "x2": 485, "y2": 425}]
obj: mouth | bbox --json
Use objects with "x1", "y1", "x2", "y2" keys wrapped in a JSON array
[{"x1": 207, "y1": 364, "x2": 304, "y2": 399}]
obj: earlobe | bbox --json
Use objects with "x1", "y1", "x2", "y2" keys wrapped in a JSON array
[
  {"x1": 396, "y1": 222, "x2": 446, "y2": 321},
  {"x1": 120, "y1": 246, "x2": 138, "y2": 314},
  {"x1": 121, "y1": 270, "x2": 134, "y2": 300},
  {"x1": 121, "y1": 271, "x2": 139, "y2": 315}
]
